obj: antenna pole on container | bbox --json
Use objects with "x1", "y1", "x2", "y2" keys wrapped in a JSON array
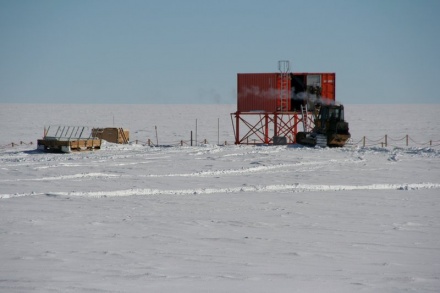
[{"x1": 278, "y1": 60, "x2": 290, "y2": 73}]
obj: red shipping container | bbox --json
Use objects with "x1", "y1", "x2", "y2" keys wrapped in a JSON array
[{"x1": 237, "y1": 72, "x2": 335, "y2": 112}]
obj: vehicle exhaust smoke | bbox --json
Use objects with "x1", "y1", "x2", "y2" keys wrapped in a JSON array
[
  {"x1": 292, "y1": 91, "x2": 336, "y2": 111},
  {"x1": 238, "y1": 86, "x2": 279, "y2": 100}
]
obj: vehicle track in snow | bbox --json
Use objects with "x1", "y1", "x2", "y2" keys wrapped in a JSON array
[{"x1": 2, "y1": 182, "x2": 440, "y2": 199}]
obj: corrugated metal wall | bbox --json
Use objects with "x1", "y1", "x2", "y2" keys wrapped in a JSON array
[{"x1": 237, "y1": 73, "x2": 279, "y2": 112}]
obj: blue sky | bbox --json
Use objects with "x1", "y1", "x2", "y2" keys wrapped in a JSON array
[{"x1": 1, "y1": 0, "x2": 439, "y2": 104}]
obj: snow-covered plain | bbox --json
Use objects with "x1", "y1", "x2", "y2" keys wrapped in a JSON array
[{"x1": 1, "y1": 104, "x2": 440, "y2": 292}]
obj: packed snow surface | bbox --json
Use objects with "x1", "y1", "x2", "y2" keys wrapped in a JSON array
[{"x1": 1, "y1": 104, "x2": 439, "y2": 292}]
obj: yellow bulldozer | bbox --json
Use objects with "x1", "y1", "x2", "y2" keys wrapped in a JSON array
[{"x1": 296, "y1": 103, "x2": 351, "y2": 147}]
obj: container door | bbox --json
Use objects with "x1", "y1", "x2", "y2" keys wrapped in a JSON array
[{"x1": 321, "y1": 73, "x2": 336, "y2": 101}]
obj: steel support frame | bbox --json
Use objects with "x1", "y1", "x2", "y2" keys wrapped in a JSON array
[{"x1": 231, "y1": 111, "x2": 313, "y2": 145}]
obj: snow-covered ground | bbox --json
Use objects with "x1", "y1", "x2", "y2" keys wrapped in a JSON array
[{"x1": 1, "y1": 104, "x2": 439, "y2": 292}]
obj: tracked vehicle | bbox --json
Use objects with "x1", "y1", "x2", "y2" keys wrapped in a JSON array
[{"x1": 296, "y1": 103, "x2": 350, "y2": 147}]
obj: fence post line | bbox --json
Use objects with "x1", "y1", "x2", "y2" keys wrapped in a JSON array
[
  {"x1": 195, "y1": 119, "x2": 198, "y2": 147},
  {"x1": 155, "y1": 126, "x2": 159, "y2": 146}
]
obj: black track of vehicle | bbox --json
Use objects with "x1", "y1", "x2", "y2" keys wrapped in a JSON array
[{"x1": 296, "y1": 132, "x2": 307, "y2": 144}]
